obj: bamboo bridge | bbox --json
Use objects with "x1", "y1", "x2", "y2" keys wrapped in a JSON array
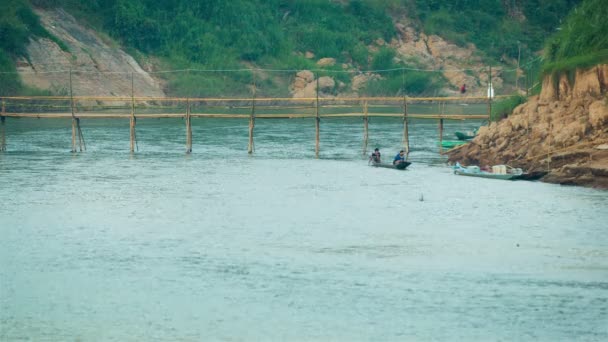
[{"x1": 0, "y1": 94, "x2": 499, "y2": 156}]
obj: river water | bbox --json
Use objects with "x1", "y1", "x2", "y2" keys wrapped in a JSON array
[{"x1": 1, "y1": 116, "x2": 607, "y2": 341}]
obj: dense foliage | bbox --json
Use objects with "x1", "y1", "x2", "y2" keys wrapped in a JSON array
[
  {"x1": 2, "y1": 0, "x2": 584, "y2": 96},
  {"x1": 0, "y1": 0, "x2": 62, "y2": 95},
  {"x1": 412, "y1": 0, "x2": 580, "y2": 63},
  {"x1": 542, "y1": 0, "x2": 608, "y2": 74}
]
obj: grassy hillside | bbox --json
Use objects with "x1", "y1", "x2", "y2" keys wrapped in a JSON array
[
  {"x1": 542, "y1": 0, "x2": 608, "y2": 75},
  {"x1": 2, "y1": 0, "x2": 580, "y2": 96},
  {"x1": 0, "y1": 0, "x2": 66, "y2": 95}
]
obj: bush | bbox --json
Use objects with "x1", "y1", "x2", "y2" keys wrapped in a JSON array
[{"x1": 491, "y1": 95, "x2": 525, "y2": 121}]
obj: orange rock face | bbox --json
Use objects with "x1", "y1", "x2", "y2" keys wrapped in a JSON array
[{"x1": 447, "y1": 65, "x2": 608, "y2": 189}]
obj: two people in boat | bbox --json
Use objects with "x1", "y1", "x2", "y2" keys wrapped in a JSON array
[
  {"x1": 369, "y1": 148, "x2": 381, "y2": 164},
  {"x1": 370, "y1": 148, "x2": 408, "y2": 166}
]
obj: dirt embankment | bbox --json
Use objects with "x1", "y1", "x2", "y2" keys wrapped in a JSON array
[
  {"x1": 447, "y1": 64, "x2": 608, "y2": 189},
  {"x1": 17, "y1": 8, "x2": 165, "y2": 98}
]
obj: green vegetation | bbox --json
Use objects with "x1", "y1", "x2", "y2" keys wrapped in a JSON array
[
  {"x1": 412, "y1": 0, "x2": 580, "y2": 63},
  {"x1": 1, "y1": 0, "x2": 584, "y2": 96},
  {"x1": 542, "y1": 0, "x2": 608, "y2": 74},
  {"x1": 491, "y1": 94, "x2": 525, "y2": 121},
  {"x1": 0, "y1": 0, "x2": 67, "y2": 95}
]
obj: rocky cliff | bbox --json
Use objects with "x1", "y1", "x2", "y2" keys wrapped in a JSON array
[
  {"x1": 291, "y1": 23, "x2": 507, "y2": 98},
  {"x1": 447, "y1": 65, "x2": 608, "y2": 189},
  {"x1": 17, "y1": 8, "x2": 165, "y2": 98},
  {"x1": 17, "y1": 8, "x2": 506, "y2": 100}
]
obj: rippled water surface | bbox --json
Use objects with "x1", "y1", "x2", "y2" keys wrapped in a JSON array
[{"x1": 1, "y1": 117, "x2": 607, "y2": 341}]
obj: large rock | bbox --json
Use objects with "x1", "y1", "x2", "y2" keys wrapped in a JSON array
[
  {"x1": 589, "y1": 100, "x2": 608, "y2": 129},
  {"x1": 573, "y1": 67, "x2": 603, "y2": 98},
  {"x1": 351, "y1": 73, "x2": 381, "y2": 92},
  {"x1": 316, "y1": 58, "x2": 336, "y2": 67},
  {"x1": 18, "y1": 8, "x2": 165, "y2": 100},
  {"x1": 317, "y1": 76, "x2": 335, "y2": 91},
  {"x1": 296, "y1": 70, "x2": 315, "y2": 83},
  {"x1": 291, "y1": 74, "x2": 336, "y2": 98},
  {"x1": 539, "y1": 75, "x2": 558, "y2": 102}
]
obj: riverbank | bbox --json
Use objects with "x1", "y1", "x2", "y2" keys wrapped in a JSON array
[{"x1": 447, "y1": 64, "x2": 608, "y2": 189}]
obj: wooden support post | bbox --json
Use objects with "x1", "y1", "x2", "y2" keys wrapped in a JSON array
[
  {"x1": 439, "y1": 117, "x2": 444, "y2": 154},
  {"x1": 1, "y1": 99, "x2": 5, "y2": 152},
  {"x1": 402, "y1": 95, "x2": 410, "y2": 158},
  {"x1": 186, "y1": 98, "x2": 192, "y2": 153},
  {"x1": 76, "y1": 118, "x2": 86, "y2": 152},
  {"x1": 69, "y1": 69, "x2": 78, "y2": 152},
  {"x1": 315, "y1": 75, "x2": 320, "y2": 158},
  {"x1": 362, "y1": 100, "x2": 368, "y2": 156},
  {"x1": 248, "y1": 71, "x2": 256, "y2": 154},
  {"x1": 129, "y1": 72, "x2": 136, "y2": 153}
]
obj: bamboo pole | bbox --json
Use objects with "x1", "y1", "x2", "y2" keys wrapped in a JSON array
[
  {"x1": 69, "y1": 69, "x2": 78, "y2": 152},
  {"x1": 186, "y1": 98, "x2": 192, "y2": 153},
  {"x1": 1, "y1": 99, "x2": 5, "y2": 152},
  {"x1": 76, "y1": 118, "x2": 86, "y2": 152},
  {"x1": 362, "y1": 100, "x2": 368, "y2": 156},
  {"x1": 129, "y1": 72, "x2": 136, "y2": 153},
  {"x1": 439, "y1": 117, "x2": 444, "y2": 154},
  {"x1": 248, "y1": 71, "x2": 256, "y2": 154},
  {"x1": 402, "y1": 95, "x2": 410, "y2": 158},
  {"x1": 315, "y1": 75, "x2": 320, "y2": 158}
]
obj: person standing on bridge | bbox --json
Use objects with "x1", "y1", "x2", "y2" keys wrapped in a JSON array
[{"x1": 460, "y1": 83, "x2": 467, "y2": 94}]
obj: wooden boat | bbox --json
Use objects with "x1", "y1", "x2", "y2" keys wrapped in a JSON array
[
  {"x1": 511, "y1": 171, "x2": 548, "y2": 180},
  {"x1": 440, "y1": 140, "x2": 467, "y2": 149},
  {"x1": 371, "y1": 161, "x2": 411, "y2": 170},
  {"x1": 452, "y1": 163, "x2": 523, "y2": 180},
  {"x1": 455, "y1": 131, "x2": 476, "y2": 140}
]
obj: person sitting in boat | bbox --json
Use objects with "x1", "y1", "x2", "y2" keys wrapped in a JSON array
[
  {"x1": 369, "y1": 148, "x2": 381, "y2": 164},
  {"x1": 393, "y1": 150, "x2": 406, "y2": 165}
]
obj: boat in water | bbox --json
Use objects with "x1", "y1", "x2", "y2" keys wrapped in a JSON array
[
  {"x1": 441, "y1": 140, "x2": 468, "y2": 149},
  {"x1": 452, "y1": 162, "x2": 523, "y2": 180},
  {"x1": 455, "y1": 130, "x2": 476, "y2": 140},
  {"x1": 371, "y1": 161, "x2": 411, "y2": 170}
]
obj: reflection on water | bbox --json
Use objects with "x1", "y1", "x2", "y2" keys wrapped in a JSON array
[{"x1": 1, "y1": 118, "x2": 607, "y2": 341}]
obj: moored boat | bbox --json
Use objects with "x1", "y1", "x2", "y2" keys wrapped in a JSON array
[
  {"x1": 455, "y1": 131, "x2": 476, "y2": 140},
  {"x1": 452, "y1": 163, "x2": 523, "y2": 180},
  {"x1": 441, "y1": 140, "x2": 467, "y2": 149}
]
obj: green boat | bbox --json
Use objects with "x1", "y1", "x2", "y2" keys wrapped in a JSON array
[
  {"x1": 370, "y1": 161, "x2": 411, "y2": 170},
  {"x1": 440, "y1": 140, "x2": 467, "y2": 149},
  {"x1": 455, "y1": 131, "x2": 476, "y2": 140}
]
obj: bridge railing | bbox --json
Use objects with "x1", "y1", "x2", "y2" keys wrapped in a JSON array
[{"x1": 0, "y1": 95, "x2": 497, "y2": 154}]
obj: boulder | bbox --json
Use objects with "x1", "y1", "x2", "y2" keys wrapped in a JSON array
[
  {"x1": 539, "y1": 75, "x2": 558, "y2": 102},
  {"x1": 317, "y1": 76, "x2": 335, "y2": 91},
  {"x1": 351, "y1": 73, "x2": 380, "y2": 92},
  {"x1": 296, "y1": 70, "x2": 315, "y2": 83},
  {"x1": 573, "y1": 67, "x2": 602, "y2": 98},
  {"x1": 588, "y1": 100, "x2": 608, "y2": 129},
  {"x1": 316, "y1": 58, "x2": 336, "y2": 67}
]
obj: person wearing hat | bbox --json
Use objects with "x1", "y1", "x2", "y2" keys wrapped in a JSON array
[{"x1": 369, "y1": 148, "x2": 381, "y2": 164}]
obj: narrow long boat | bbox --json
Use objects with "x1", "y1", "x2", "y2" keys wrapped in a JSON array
[
  {"x1": 441, "y1": 140, "x2": 467, "y2": 149},
  {"x1": 455, "y1": 131, "x2": 476, "y2": 140},
  {"x1": 453, "y1": 164, "x2": 523, "y2": 180},
  {"x1": 371, "y1": 161, "x2": 411, "y2": 170}
]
